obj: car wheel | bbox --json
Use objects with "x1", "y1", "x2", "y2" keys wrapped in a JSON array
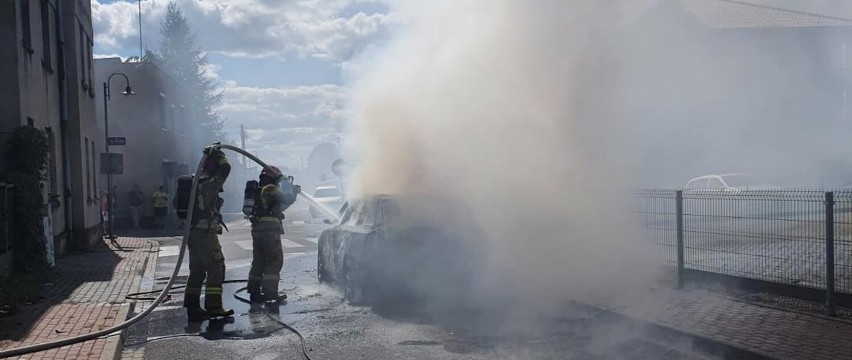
[
  {"x1": 318, "y1": 253, "x2": 330, "y2": 283},
  {"x1": 344, "y1": 260, "x2": 370, "y2": 305}
]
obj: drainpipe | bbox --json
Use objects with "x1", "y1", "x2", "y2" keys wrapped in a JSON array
[{"x1": 55, "y1": 0, "x2": 73, "y2": 245}]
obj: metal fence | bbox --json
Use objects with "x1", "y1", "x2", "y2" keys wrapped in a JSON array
[{"x1": 634, "y1": 189, "x2": 852, "y2": 315}]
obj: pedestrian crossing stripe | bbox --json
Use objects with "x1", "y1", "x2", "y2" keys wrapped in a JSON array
[
  {"x1": 305, "y1": 237, "x2": 318, "y2": 244},
  {"x1": 234, "y1": 239, "x2": 306, "y2": 251},
  {"x1": 158, "y1": 246, "x2": 180, "y2": 258},
  {"x1": 292, "y1": 220, "x2": 305, "y2": 225},
  {"x1": 282, "y1": 239, "x2": 302, "y2": 248}
]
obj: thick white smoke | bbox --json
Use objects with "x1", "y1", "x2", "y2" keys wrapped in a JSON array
[{"x1": 345, "y1": 0, "x2": 661, "y2": 309}]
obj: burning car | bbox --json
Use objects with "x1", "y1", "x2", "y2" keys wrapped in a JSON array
[{"x1": 317, "y1": 194, "x2": 488, "y2": 307}]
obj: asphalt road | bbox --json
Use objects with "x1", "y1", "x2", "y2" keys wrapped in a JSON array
[{"x1": 123, "y1": 204, "x2": 720, "y2": 360}]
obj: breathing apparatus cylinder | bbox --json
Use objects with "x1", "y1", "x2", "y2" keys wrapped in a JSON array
[
  {"x1": 243, "y1": 180, "x2": 259, "y2": 216},
  {"x1": 176, "y1": 175, "x2": 194, "y2": 219}
]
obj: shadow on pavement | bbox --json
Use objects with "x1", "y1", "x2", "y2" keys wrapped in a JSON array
[{"x1": 0, "y1": 238, "x2": 125, "y2": 342}]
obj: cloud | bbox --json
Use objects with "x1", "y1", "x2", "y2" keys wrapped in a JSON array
[
  {"x1": 94, "y1": 53, "x2": 128, "y2": 62},
  {"x1": 92, "y1": 0, "x2": 391, "y2": 62},
  {"x1": 220, "y1": 84, "x2": 348, "y2": 167}
]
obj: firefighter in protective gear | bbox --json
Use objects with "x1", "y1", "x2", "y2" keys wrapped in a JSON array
[
  {"x1": 184, "y1": 146, "x2": 234, "y2": 321},
  {"x1": 247, "y1": 166, "x2": 300, "y2": 302}
]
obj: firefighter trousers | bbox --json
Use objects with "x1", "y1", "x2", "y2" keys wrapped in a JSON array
[
  {"x1": 248, "y1": 222, "x2": 284, "y2": 295},
  {"x1": 184, "y1": 228, "x2": 227, "y2": 310}
]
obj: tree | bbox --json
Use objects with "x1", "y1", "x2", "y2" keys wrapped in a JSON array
[{"x1": 146, "y1": 2, "x2": 225, "y2": 144}]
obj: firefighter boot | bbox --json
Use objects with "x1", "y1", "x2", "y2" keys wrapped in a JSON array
[
  {"x1": 184, "y1": 295, "x2": 208, "y2": 322},
  {"x1": 205, "y1": 291, "x2": 234, "y2": 318},
  {"x1": 207, "y1": 307, "x2": 235, "y2": 318},
  {"x1": 247, "y1": 277, "x2": 264, "y2": 302}
]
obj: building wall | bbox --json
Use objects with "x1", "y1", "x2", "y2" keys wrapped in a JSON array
[
  {"x1": 62, "y1": 0, "x2": 101, "y2": 249},
  {"x1": 94, "y1": 59, "x2": 198, "y2": 228},
  {"x1": 0, "y1": 0, "x2": 68, "y2": 259},
  {"x1": 0, "y1": 0, "x2": 101, "y2": 262},
  {"x1": 0, "y1": 1, "x2": 22, "y2": 136}
]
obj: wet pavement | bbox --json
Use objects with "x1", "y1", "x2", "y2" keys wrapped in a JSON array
[{"x1": 123, "y1": 205, "x2": 721, "y2": 359}]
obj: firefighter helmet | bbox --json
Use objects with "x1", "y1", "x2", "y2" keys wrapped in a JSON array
[{"x1": 260, "y1": 166, "x2": 283, "y2": 182}]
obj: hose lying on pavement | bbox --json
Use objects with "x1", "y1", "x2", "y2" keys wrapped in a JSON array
[
  {"x1": 123, "y1": 281, "x2": 315, "y2": 360},
  {"x1": 0, "y1": 144, "x2": 320, "y2": 360},
  {"x1": 233, "y1": 287, "x2": 315, "y2": 360}
]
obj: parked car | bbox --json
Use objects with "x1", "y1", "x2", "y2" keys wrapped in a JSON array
[
  {"x1": 309, "y1": 185, "x2": 345, "y2": 219},
  {"x1": 683, "y1": 173, "x2": 780, "y2": 193},
  {"x1": 682, "y1": 174, "x2": 787, "y2": 223},
  {"x1": 317, "y1": 194, "x2": 488, "y2": 307}
]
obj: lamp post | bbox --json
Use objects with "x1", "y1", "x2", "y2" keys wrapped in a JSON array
[{"x1": 103, "y1": 72, "x2": 136, "y2": 240}]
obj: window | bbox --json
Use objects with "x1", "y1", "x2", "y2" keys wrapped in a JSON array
[
  {"x1": 342, "y1": 201, "x2": 360, "y2": 226},
  {"x1": 358, "y1": 199, "x2": 378, "y2": 227},
  {"x1": 21, "y1": 0, "x2": 32, "y2": 52},
  {"x1": 313, "y1": 187, "x2": 341, "y2": 198},
  {"x1": 170, "y1": 105, "x2": 176, "y2": 131},
  {"x1": 40, "y1": 0, "x2": 51, "y2": 71},
  {"x1": 158, "y1": 93, "x2": 167, "y2": 129},
  {"x1": 179, "y1": 105, "x2": 186, "y2": 135},
  {"x1": 91, "y1": 143, "x2": 97, "y2": 198},
  {"x1": 85, "y1": 138, "x2": 91, "y2": 200},
  {"x1": 707, "y1": 178, "x2": 725, "y2": 190},
  {"x1": 87, "y1": 38, "x2": 94, "y2": 96},
  {"x1": 685, "y1": 179, "x2": 708, "y2": 190},
  {"x1": 79, "y1": 24, "x2": 87, "y2": 89}
]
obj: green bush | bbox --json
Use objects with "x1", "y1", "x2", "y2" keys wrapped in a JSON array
[{"x1": 4, "y1": 126, "x2": 50, "y2": 275}]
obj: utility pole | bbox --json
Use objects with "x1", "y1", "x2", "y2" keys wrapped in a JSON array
[
  {"x1": 138, "y1": 0, "x2": 143, "y2": 60},
  {"x1": 240, "y1": 124, "x2": 247, "y2": 169}
]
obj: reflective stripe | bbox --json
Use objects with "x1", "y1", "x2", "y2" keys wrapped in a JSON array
[
  {"x1": 205, "y1": 286, "x2": 223, "y2": 295},
  {"x1": 193, "y1": 219, "x2": 219, "y2": 230},
  {"x1": 262, "y1": 274, "x2": 279, "y2": 281},
  {"x1": 185, "y1": 287, "x2": 202, "y2": 295},
  {"x1": 257, "y1": 216, "x2": 279, "y2": 222}
]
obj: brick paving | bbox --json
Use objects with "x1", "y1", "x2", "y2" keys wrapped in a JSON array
[
  {"x1": 0, "y1": 237, "x2": 157, "y2": 360},
  {"x1": 599, "y1": 288, "x2": 852, "y2": 360}
]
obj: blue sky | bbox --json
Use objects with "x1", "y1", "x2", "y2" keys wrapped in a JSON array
[{"x1": 92, "y1": 0, "x2": 391, "y2": 168}]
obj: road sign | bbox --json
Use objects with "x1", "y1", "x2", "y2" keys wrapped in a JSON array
[
  {"x1": 100, "y1": 153, "x2": 124, "y2": 175},
  {"x1": 107, "y1": 137, "x2": 126, "y2": 146}
]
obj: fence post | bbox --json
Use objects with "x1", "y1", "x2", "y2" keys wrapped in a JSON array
[
  {"x1": 676, "y1": 190, "x2": 685, "y2": 289},
  {"x1": 825, "y1": 192, "x2": 836, "y2": 317}
]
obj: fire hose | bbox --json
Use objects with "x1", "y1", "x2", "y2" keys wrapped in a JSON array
[{"x1": 0, "y1": 144, "x2": 335, "y2": 359}]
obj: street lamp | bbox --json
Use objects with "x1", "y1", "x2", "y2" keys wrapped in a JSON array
[{"x1": 103, "y1": 72, "x2": 136, "y2": 241}]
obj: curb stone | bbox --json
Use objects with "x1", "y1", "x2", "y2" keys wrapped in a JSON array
[
  {"x1": 114, "y1": 239, "x2": 160, "y2": 360},
  {"x1": 569, "y1": 300, "x2": 776, "y2": 360}
]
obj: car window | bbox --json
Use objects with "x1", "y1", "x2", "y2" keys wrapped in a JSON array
[
  {"x1": 722, "y1": 175, "x2": 755, "y2": 188},
  {"x1": 343, "y1": 201, "x2": 360, "y2": 226},
  {"x1": 314, "y1": 187, "x2": 341, "y2": 198},
  {"x1": 381, "y1": 198, "x2": 402, "y2": 224},
  {"x1": 357, "y1": 198, "x2": 379, "y2": 227},
  {"x1": 685, "y1": 179, "x2": 708, "y2": 190},
  {"x1": 707, "y1": 178, "x2": 725, "y2": 189}
]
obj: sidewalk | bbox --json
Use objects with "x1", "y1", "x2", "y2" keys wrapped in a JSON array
[
  {"x1": 0, "y1": 237, "x2": 158, "y2": 360},
  {"x1": 595, "y1": 287, "x2": 852, "y2": 360}
]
